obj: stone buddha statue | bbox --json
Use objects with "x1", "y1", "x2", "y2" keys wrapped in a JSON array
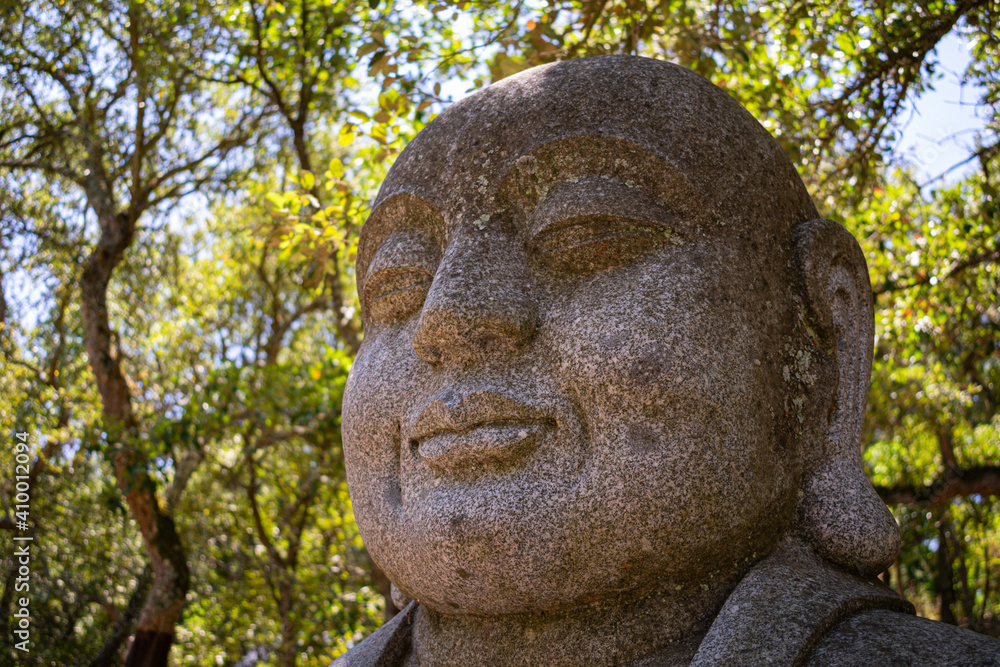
[{"x1": 335, "y1": 56, "x2": 1000, "y2": 665}]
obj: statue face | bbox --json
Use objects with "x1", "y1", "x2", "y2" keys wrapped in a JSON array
[{"x1": 343, "y1": 57, "x2": 816, "y2": 615}]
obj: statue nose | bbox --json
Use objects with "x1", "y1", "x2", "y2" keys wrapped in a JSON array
[{"x1": 412, "y1": 232, "x2": 538, "y2": 366}]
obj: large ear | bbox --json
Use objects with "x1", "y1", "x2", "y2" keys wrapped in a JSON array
[{"x1": 793, "y1": 218, "x2": 900, "y2": 577}]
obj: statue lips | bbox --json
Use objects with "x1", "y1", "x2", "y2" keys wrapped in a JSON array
[{"x1": 405, "y1": 391, "x2": 554, "y2": 473}]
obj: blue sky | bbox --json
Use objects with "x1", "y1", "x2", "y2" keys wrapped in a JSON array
[{"x1": 897, "y1": 32, "x2": 989, "y2": 188}]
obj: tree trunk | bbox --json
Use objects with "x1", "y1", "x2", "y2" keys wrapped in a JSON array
[
  {"x1": 80, "y1": 210, "x2": 189, "y2": 667},
  {"x1": 982, "y1": 544, "x2": 991, "y2": 625},
  {"x1": 125, "y1": 631, "x2": 175, "y2": 667},
  {"x1": 278, "y1": 579, "x2": 297, "y2": 667},
  {"x1": 936, "y1": 516, "x2": 957, "y2": 625},
  {"x1": 89, "y1": 566, "x2": 152, "y2": 667},
  {"x1": 953, "y1": 530, "x2": 976, "y2": 627}
]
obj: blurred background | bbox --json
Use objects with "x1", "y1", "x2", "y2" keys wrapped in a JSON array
[{"x1": 0, "y1": 1, "x2": 997, "y2": 665}]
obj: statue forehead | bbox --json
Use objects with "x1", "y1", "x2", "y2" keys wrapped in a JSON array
[{"x1": 370, "y1": 55, "x2": 817, "y2": 231}]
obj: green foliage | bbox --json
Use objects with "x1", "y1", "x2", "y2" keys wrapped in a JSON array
[{"x1": 1, "y1": 1, "x2": 999, "y2": 665}]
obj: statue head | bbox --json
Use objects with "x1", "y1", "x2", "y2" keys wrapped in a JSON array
[{"x1": 342, "y1": 55, "x2": 899, "y2": 619}]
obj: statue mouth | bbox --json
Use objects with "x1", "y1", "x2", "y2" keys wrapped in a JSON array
[
  {"x1": 405, "y1": 390, "x2": 556, "y2": 472},
  {"x1": 416, "y1": 421, "x2": 548, "y2": 471}
]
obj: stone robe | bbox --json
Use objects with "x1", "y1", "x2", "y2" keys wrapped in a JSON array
[{"x1": 332, "y1": 539, "x2": 1000, "y2": 666}]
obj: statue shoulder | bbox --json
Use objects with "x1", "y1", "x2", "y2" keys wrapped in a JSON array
[
  {"x1": 692, "y1": 537, "x2": 913, "y2": 666},
  {"x1": 692, "y1": 537, "x2": 1000, "y2": 666},
  {"x1": 330, "y1": 602, "x2": 417, "y2": 667},
  {"x1": 807, "y1": 609, "x2": 1000, "y2": 666}
]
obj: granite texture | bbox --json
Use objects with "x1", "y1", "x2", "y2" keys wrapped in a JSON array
[
  {"x1": 336, "y1": 55, "x2": 1000, "y2": 665},
  {"x1": 331, "y1": 602, "x2": 416, "y2": 667},
  {"x1": 690, "y1": 537, "x2": 913, "y2": 666},
  {"x1": 806, "y1": 610, "x2": 1000, "y2": 666}
]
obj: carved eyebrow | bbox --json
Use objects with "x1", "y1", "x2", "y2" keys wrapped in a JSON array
[
  {"x1": 357, "y1": 192, "x2": 445, "y2": 294},
  {"x1": 498, "y1": 134, "x2": 709, "y2": 228}
]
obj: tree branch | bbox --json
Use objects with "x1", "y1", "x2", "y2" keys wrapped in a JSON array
[
  {"x1": 876, "y1": 466, "x2": 1000, "y2": 507},
  {"x1": 0, "y1": 159, "x2": 79, "y2": 181},
  {"x1": 873, "y1": 248, "x2": 1000, "y2": 297}
]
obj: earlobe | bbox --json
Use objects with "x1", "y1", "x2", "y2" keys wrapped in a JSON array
[{"x1": 792, "y1": 218, "x2": 900, "y2": 577}]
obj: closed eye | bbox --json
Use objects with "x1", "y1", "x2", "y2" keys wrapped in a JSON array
[
  {"x1": 373, "y1": 280, "x2": 429, "y2": 303},
  {"x1": 364, "y1": 266, "x2": 434, "y2": 321},
  {"x1": 530, "y1": 215, "x2": 681, "y2": 272}
]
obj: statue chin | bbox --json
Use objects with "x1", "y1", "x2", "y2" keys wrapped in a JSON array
[
  {"x1": 378, "y1": 516, "x2": 792, "y2": 618},
  {"x1": 336, "y1": 55, "x2": 1000, "y2": 666}
]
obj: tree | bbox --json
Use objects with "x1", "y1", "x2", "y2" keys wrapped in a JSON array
[
  {"x1": 0, "y1": 0, "x2": 263, "y2": 662},
  {"x1": 2, "y1": 1, "x2": 998, "y2": 663}
]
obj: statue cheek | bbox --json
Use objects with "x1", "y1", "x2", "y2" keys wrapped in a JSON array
[
  {"x1": 547, "y1": 311, "x2": 714, "y2": 419},
  {"x1": 540, "y1": 287, "x2": 774, "y2": 494},
  {"x1": 343, "y1": 325, "x2": 428, "y2": 495},
  {"x1": 347, "y1": 324, "x2": 425, "y2": 413}
]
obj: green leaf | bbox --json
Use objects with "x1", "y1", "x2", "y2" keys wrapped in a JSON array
[{"x1": 357, "y1": 42, "x2": 380, "y2": 59}]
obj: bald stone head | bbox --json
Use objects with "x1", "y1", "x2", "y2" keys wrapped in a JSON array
[{"x1": 343, "y1": 56, "x2": 899, "y2": 618}]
